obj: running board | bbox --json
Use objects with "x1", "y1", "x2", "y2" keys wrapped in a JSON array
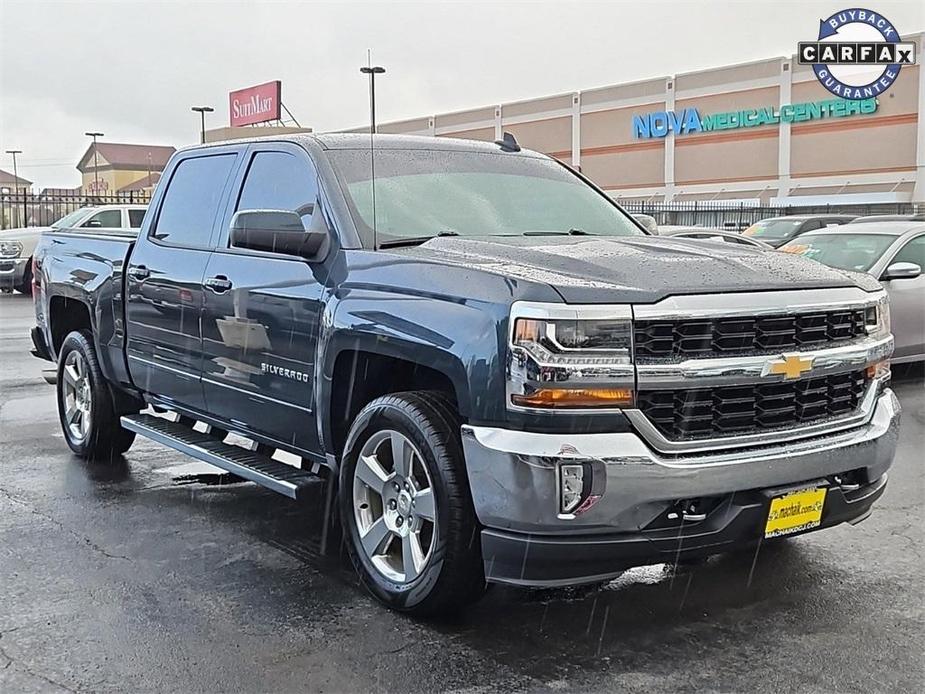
[{"x1": 121, "y1": 413, "x2": 324, "y2": 500}]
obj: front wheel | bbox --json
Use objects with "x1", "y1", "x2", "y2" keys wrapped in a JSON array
[
  {"x1": 339, "y1": 392, "x2": 485, "y2": 617},
  {"x1": 56, "y1": 330, "x2": 136, "y2": 460}
]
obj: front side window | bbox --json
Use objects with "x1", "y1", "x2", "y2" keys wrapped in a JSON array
[
  {"x1": 892, "y1": 236, "x2": 925, "y2": 267},
  {"x1": 236, "y1": 151, "x2": 318, "y2": 224},
  {"x1": 83, "y1": 209, "x2": 122, "y2": 228},
  {"x1": 780, "y1": 233, "x2": 898, "y2": 272},
  {"x1": 326, "y1": 149, "x2": 642, "y2": 247},
  {"x1": 153, "y1": 154, "x2": 236, "y2": 247},
  {"x1": 52, "y1": 208, "x2": 92, "y2": 229}
]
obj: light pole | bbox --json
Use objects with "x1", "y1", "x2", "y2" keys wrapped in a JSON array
[
  {"x1": 191, "y1": 106, "x2": 214, "y2": 144},
  {"x1": 85, "y1": 132, "x2": 104, "y2": 196},
  {"x1": 359, "y1": 65, "x2": 385, "y2": 134},
  {"x1": 5, "y1": 149, "x2": 23, "y2": 226}
]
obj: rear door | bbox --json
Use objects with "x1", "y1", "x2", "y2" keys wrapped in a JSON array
[
  {"x1": 125, "y1": 149, "x2": 240, "y2": 411},
  {"x1": 200, "y1": 143, "x2": 327, "y2": 455},
  {"x1": 882, "y1": 234, "x2": 925, "y2": 360}
]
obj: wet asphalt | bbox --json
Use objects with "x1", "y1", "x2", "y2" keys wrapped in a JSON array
[{"x1": 0, "y1": 291, "x2": 922, "y2": 693}]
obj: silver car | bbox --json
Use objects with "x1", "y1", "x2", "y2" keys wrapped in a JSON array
[{"x1": 781, "y1": 222, "x2": 925, "y2": 363}]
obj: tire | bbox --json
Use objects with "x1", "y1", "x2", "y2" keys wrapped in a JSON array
[
  {"x1": 56, "y1": 330, "x2": 136, "y2": 460},
  {"x1": 16, "y1": 259, "x2": 32, "y2": 295},
  {"x1": 339, "y1": 391, "x2": 485, "y2": 617}
]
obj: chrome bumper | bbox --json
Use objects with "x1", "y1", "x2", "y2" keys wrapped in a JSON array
[
  {"x1": 461, "y1": 388, "x2": 900, "y2": 535},
  {"x1": 0, "y1": 257, "x2": 28, "y2": 286}
]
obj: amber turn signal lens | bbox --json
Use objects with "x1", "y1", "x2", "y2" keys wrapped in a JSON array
[
  {"x1": 866, "y1": 359, "x2": 890, "y2": 379},
  {"x1": 511, "y1": 387, "x2": 634, "y2": 408}
]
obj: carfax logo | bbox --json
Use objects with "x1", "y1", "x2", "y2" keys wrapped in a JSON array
[{"x1": 798, "y1": 8, "x2": 916, "y2": 99}]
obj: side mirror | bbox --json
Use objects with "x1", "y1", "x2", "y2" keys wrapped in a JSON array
[
  {"x1": 882, "y1": 261, "x2": 922, "y2": 281},
  {"x1": 230, "y1": 209, "x2": 327, "y2": 260},
  {"x1": 84, "y1": 219, "x2": 102, "y2": 228}
]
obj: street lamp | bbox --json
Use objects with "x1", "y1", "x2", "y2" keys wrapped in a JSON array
[
  {"x1": 85, "y1": 132, "x2": 104, "y2": 196},
  {"x1": 5, "y1": 149, "x2": 24, "y2": 226},
  {"x1": 359, "y1": 65, "x2": 385, "y2": 134},
  {"x1": 191, "y1": 106, "x2": 214, "y2": 144}
]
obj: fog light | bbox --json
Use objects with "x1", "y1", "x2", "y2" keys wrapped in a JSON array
[{"x1": 560, "y1": 464, "x2": 585, "y2": 514}]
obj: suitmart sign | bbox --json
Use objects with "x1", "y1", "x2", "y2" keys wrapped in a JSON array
[{"x1": 632, "y1": 97, "x2": 877, "y2": 139}]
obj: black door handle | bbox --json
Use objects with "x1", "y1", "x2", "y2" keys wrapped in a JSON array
[
  {"x1": 127, "y1": 265, "x2": 150, "y2": 280},
  {"x1": 205, "y1": 275, "x2": 233, "y2": 293}
]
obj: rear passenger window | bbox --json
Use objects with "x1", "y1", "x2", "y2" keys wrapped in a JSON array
[
  {"x1": 153, "y1": 154, "x2": 236, "y2": 247},
  {"x1": 236, "y1": 151, "x2": 318, "y2": 222},
  {"x1": 128, "y1": 209, "x2": 146, "y2": 228}
]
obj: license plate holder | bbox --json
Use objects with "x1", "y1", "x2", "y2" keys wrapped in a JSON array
[{"x1": 765, "y1": 486, "x2": 827, "y2": 538}]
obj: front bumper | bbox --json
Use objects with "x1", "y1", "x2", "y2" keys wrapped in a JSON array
[
  {"x1": 0, "y1": 257, "x2": 28, "y2": 288},
  {"x1": 462, "y1": 388, "x2": 900, "y2": 587}
]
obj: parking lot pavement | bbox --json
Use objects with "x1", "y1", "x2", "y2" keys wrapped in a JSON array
[{"x1": 1, "y1": 291, "x2": 922, "y2": 693}]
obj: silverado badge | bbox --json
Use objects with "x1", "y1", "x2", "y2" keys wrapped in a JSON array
[{"x1": 762, "y1": 354, "x2": 815, "y2": 380}]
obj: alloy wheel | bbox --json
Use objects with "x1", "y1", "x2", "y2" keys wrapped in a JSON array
[
  {"x1": 62, "y1": 350, "x2": 92, "y2": 442},
  {"x1": 352, "y1": 429, "x2": 437, "y2": 583}
]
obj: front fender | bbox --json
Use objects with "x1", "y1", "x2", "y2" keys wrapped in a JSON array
[{"x1": 319, "y1": 288, "x2": 509, "y2": 453}]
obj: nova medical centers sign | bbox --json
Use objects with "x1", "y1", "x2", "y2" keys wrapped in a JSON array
[{"x1": 632, "y1": 97, "x2": 878, "y2": 139}]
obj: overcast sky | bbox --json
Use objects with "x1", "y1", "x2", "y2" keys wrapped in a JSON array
[{"x1": 1, "y1": 0, "x2": 922, "y2": 188}]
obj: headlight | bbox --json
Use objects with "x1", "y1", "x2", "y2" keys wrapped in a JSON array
[
  {"x1": 507, "y1": 302, "x2": 635, "y2": 410},
  {"x1": 865, "y1": 294, "x2": 891, "y2": 340},
  {"x1": 0, "y1": 241, "x2": 23, "y2": 258}
]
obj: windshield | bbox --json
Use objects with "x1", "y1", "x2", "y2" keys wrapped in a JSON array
[
  {"x1": 742, "y1": 219, "x2": 802, "y2": 240},
  {"x1": 780, "y1": 233, "x2": 898, "y2": 272},
  {"x1": 51, "y1": 208, "x2": 90, "y2": 229},
  {"x1": 327, "y1": 149, "x2": 643, "y2": 246}
]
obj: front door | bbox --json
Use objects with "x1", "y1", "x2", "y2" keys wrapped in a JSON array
[
  {"x1": 882, "y1": 234, "x2": 925, "y2": 361},
  {"x1": 200, "y1": 145, "x2": 327, "y2": 455},
  {"x1": 125, "y1": 151, "x2": 239, "y2": 412}
]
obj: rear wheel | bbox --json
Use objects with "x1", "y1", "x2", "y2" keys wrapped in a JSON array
[
  {"x1": 56, "y1": 330, "x2": 136, "y2": 460},
  {"x1": 339, "y1": 391, "x2": 484, "y2": 617}
]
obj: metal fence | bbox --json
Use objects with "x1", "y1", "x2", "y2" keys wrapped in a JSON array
[
  {"x1": 620, "y1": 201, "x2": 923, "y2": 229},
  {"x1": 0, "y1": 190, "x2": 152, "y2": 230}
]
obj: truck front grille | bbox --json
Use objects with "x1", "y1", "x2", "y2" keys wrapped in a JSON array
[
  {"x1": 634, "y1": 309, "x2": 867, "y2": 360},
  {"x1": 636, "y1": 370, "x2": 868, "y2": 441}
]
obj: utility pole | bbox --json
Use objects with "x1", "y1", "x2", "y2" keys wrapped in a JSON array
[
  {"x1": 360, "y1": 64, "x2": 386, "y2": 134},
  {"x1": 84, "y1": 132, "x2": 104, "y2": 196},
  {"x1": 5, "y1": 150, "x2": 24, "y2": 226},
  {"x1": 191, "y1": 106, "x2": 214, "y2": 144}
]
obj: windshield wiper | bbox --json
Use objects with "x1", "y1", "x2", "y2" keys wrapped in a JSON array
[
  {"x1": 521, "y1": 228, "x2": 595, "y2": 236},
  {"x1": 378, "y1": 230, "x2": 460, "y2": 249}
]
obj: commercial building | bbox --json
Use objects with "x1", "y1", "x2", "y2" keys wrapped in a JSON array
[
  {"x1": 77, "y1": 142, "x2": 176, "y2": 197},
  {"x1": 355, "y1": 31, "x2": 923, "y2": 206}
]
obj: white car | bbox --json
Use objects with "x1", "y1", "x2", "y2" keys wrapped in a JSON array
[{"x1": 0, "y1": 205, "x2": 147, "y2": 294}]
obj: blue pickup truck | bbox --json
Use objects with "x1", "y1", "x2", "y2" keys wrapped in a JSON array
[{"x1": 31, "y1": 134, "x2": 899, "y2": 616}]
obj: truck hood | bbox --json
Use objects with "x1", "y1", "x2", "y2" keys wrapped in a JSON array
[{"x1": 395, "y1": 235, "x2": 882, "y2": 303}]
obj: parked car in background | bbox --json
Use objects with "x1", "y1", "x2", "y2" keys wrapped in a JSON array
[
  {"x1": 659, "y1": 226, "x2": 773, "y2": 249},
  {"x1": 847, "y1": 213, "x2": 925, "y2": 224},
  {"x1": 631, "y1": 213, "x2": 658, "y2": 234},
  {"x1": 742, "y1": 214, "x2": 856, "y2": 248},
  {"x1": 0, "y1": 205, "x2": 147, "y2": 294},
  {"x1": 781, "y1": 221, "x2": 924, "y2": 363}
]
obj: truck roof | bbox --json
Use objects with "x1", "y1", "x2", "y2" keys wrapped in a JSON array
[{"x1": 179, "y1": 133, "x2": 547, "y2": 158}]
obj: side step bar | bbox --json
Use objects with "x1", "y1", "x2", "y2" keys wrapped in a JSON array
[{"x1": 121, "y1": 413, "x2": 324, "y2": 500}]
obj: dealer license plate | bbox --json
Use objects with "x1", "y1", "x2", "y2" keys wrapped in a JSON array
[{"x1": 764, "y1": 487, "x2": 827, "y2": 538}]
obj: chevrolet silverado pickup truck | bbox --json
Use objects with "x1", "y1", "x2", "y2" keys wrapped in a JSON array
[{"x1": 31, "y1": 134, "x2": 899, "y2": 616}]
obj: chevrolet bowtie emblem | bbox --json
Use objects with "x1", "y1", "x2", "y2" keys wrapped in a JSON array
[{"x1": 763, "y1": 354, "x2": 815, "y2": 380}]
